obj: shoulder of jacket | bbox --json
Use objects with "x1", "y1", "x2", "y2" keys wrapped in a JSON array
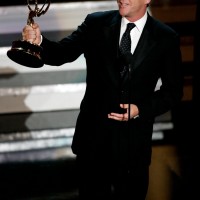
[
  {"x1": 85, "y1": 10, "x2": 119, "y2": 23},
  {"x1": 84, "y1": 10, "x2": 120, "y2": 27},
  {"x1": 148, "y1": 14, "x2": 179, "y2": 38}
]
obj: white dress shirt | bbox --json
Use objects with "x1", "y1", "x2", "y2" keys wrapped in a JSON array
[{"x1": 119, "y1": 11, "x2": 148, "y2": 54}]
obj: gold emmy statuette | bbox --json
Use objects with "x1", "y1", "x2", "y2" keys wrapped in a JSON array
[{"x1": 7, "y1": 0, "x2": 50, "y2": 68}]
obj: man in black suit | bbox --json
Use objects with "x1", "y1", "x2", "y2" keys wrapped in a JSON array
[{"x1": 22, "y1": 0, "x2": 183, "y2": 199}]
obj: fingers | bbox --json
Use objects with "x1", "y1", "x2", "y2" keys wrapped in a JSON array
[
  {"x1": 108, "y1": 113, "x2": 126, "y2": 121},
  {"x1": 32, "y1": 23, "x2": 39, "y2": 29},
  {"x1": 22, "y1": 23, "x2": 41, "y2": 44},
  {"x1": 108, "y1": 104, "x2": 139, "y2": 121},
  {"x1": 22, "y1": 25, "x2": 35, "y2": 43},
  {"x1": 121, "y1": 104, "x2": 139, "y2": 117},
  {"x1": 120, "y1": 103, "x2": 128, "y2": 109}
]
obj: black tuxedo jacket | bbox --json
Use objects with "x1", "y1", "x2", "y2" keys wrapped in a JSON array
[{"x1": 41, "y1": 10, "x2": 183, "y2": 167}]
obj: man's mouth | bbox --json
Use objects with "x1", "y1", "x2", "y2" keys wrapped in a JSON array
[{"x1": 119, "y1": 2, "x2": 129, "y2": 8}]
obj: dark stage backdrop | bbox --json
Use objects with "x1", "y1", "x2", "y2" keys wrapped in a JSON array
[{"x1": 193, "y1": 0, "x2": 200, "y2": 106}]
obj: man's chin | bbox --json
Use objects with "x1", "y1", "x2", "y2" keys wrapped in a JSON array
[{"x1": 119, "y1": 9, "x2": 128, "y2": 17}]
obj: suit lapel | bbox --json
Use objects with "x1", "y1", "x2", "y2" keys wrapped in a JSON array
[
  {"x1": 130, "y1": 15, "x2": 157, "y2": 71},
  {"x1": 103, "y1": 12, "x2": 122, "y2": 87},
  {"x1": 103, "y1": 15, "x2": 121, "y2": 57}
]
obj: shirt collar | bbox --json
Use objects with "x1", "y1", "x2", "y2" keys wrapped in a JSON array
[{"x1": 121, "y1": 11, "x2": 147, "y2": 33}]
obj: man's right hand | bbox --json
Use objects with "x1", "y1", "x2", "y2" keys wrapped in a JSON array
[{"x1": 22, "y1": 23, "x2": 41, "y2": 45}]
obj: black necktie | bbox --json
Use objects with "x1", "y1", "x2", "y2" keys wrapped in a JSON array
[
  {"x1": 119, "y1": 23, "x2": 135, "y2": 55},
  {"x1": 119, "y1": 23, "x2": 135, "y2": 78}
]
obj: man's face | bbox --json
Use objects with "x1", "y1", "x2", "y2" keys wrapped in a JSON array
[{"x1": 117, "y1": 0, "x2": 151, "y2": 21}]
